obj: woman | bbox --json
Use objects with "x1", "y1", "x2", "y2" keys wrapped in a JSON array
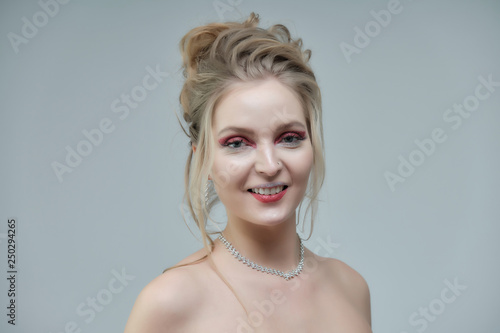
[{"x1": 125, "y1": 13, "x2": 371, "y2": 332}]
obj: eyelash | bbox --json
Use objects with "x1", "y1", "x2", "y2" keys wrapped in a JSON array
[
  {"x1": 221, "y1": 132, "x2": 306, "y2": 149},
  {"x1": 276, "y1": 132, "x2": 306, "y2": 146},
  {"x1": 222, "y1": 137, "x2": 253, "y2": 149}
]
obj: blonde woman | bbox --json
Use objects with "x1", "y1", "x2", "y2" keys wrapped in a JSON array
[{"x1": 125, "y1": 13, "x2": 371, "y2": 333}]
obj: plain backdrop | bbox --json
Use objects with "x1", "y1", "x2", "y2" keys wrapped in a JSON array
[{"x1": 1, "y1": 0, "x2": 499, "y2": 332}]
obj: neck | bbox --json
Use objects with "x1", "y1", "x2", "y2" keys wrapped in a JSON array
[{"x1": 220, "y1": 212, "x2": 301, "y2": 272}]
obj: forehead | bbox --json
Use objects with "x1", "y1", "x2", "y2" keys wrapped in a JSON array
[{"x1": 212, "y1": 78, "x2": 306, "y2": 134}]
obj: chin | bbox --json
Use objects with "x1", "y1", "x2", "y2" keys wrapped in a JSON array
[{"x1": 247, "y1": 210, "x2": 296, "y2": 228}]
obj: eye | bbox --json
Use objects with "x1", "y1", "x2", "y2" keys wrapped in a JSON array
[
  {"x1": 282, "y1": 135, "x2": 298, "y2": 143},
  {"x1": 227, "y1": 139, "x2": 244, "y2": 148},
  {"x1": 276, "y1": 131, "x2": 306, "y2": 146},
  {"x1": 220, "y1": 136, "x2": 253, "y2": 149}
]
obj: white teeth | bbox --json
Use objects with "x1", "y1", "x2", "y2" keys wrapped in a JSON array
[{"x1": 251, "y1": 186, "x2": 284, "y2": 195}]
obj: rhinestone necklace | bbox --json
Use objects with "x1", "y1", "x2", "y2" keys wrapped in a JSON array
[{"x1": 218, "y1": 233, "x2": 304, "y2": 281}]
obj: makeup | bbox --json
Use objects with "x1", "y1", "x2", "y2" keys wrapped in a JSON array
[
  {"x1": 218, "y1": 136, "x2": 256, "y2": 149},
  {"x1": 249, "y1": 187, "x2": 287, "y2": 203}
]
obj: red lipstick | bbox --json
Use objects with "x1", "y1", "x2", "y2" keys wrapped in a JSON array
[{"x1": 250, "y1": 188, "x2": 287, "y2": 203}]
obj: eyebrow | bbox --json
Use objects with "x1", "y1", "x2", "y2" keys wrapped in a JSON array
[{"x1": 217, "y1": 121, "x2": 307, "y2": 136}]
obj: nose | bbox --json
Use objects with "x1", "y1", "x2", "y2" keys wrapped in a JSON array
[{"x1": 254, "y1": 143, "x2": 282, "y2": 176}]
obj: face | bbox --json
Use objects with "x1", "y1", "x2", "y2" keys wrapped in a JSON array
[{"x1": 210, "y1": 77, "x2": 314, "y2": 228}]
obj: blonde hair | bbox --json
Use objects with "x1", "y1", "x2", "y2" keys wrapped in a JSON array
[{"x1": 174, "y1": 12, "x2": 324, "y2": 267}]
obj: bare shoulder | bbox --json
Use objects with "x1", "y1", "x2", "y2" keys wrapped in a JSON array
[
  {"x1": 124, "y1": 249, "x2": 210, "y2": 333},
  {"x1": 318, "y1": 255, "x2": 372, "y2": 325}
]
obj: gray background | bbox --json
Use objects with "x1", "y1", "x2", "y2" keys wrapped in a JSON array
[{"x1": 1, "y1": 0, "x2": 499, "y2": 332}]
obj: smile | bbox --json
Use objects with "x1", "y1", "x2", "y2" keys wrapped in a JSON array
[
  {"x1": 247, "y1": 185, "x2": 288, "y2": 203},
  {"x1": 249, "y1": 185, "x2": 287, "y2": 195}
]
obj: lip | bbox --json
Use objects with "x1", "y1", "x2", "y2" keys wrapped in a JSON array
[{"x1": 249, "y1": 187, "x2": 287, "y2": 203}]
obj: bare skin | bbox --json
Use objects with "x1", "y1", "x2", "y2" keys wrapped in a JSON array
[
  {"x1": 125, "y1": 78, "x2": 372, "y2": 332},
  {"x1": 124, "y1": 243, "x2": 372, "y2": 332}
]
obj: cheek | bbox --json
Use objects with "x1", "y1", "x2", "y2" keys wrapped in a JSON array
[
  {"x1": 211, "y1": 154, "x2": 250, "y2": 190},
  {"x1": 294, "y1": 147, "x2": 314, "y2": 180}
]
